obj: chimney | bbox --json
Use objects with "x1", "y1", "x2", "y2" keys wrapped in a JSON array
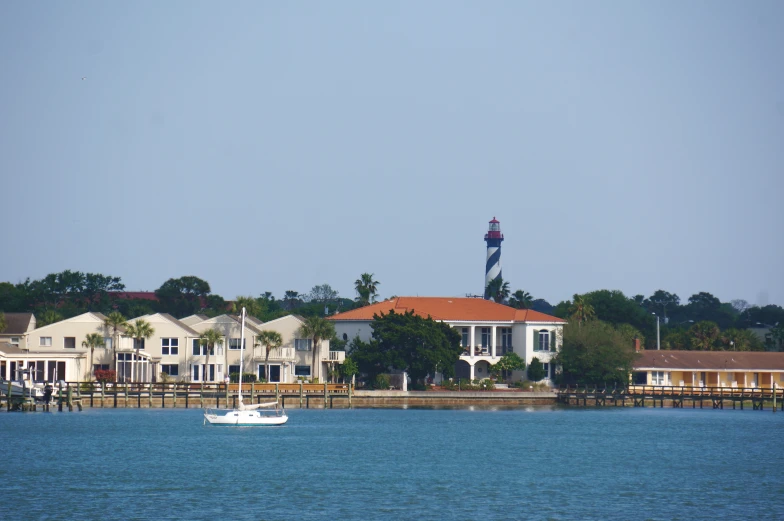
[{"x1": 633, "y1": 337, "x2": 641, "y2": 352}]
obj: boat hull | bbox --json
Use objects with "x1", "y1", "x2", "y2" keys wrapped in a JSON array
[{"x1": 204, "y1": 409, "x2": 288, "y2": 426}]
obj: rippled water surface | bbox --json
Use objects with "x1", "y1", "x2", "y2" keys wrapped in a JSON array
[{"x1": 2, "y1": 406, "x2": 783, "y2": 521}]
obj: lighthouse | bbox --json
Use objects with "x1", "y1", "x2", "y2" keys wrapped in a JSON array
[{"x1": 484, "y1": 217, "x2": 504, "y2": 298}]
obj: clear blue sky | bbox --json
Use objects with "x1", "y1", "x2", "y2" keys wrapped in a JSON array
[{"x1": 1, "y1": 2, "x2": 782, "y2": 307}]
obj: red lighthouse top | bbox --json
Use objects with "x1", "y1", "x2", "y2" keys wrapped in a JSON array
[{"x1": 484, "y1": 217, "x2": 504, "y2": 240}]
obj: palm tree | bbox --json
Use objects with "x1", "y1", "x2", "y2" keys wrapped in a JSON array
[
  {"x1": 688, "y1": 321, "x2": 720, "y2": 351},
  {"x1": 509, "y1": 290, "x2": 533, "y2": 309},
  {"x1": 124, "y1": 319, "x2": 155, "y2": 383},
  {"x1": 82, "y1": 333, "x2": 106, "y2": 381},
  {"x1": 198, "y1": 328, "x2": 223, "y2": 382},
  {"x1": 354, "y1": 273, "x2": 380, "y2": 306},
  {"x1": 298, "y1": 317, "x2": 336, "y2": 382},
  {"x1": 233, "y1": 296, "x2": 261, "y2": 318},
  {"x1": 103, "y1": 311, "x2": 127, "y2": 373},
  {"x1": 485, "y1": 277, "x2": 510, "y2": 303},
  {"x1": 568, "y1": 294, "x2": 595, "y2": 326},
  {"x1": 256, "y1": 330, "x2": 283, "y2": 383}
]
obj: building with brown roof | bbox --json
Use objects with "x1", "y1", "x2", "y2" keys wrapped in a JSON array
[
  {"x1": 633, "y1": 350, "x2": 784, "y2": 388},
  {"x1": 0, "y1": 312, "x2": 36, "y2": 349},
  {"x1": 329, "y1": 297, "x2": 567, "y2": 382}
]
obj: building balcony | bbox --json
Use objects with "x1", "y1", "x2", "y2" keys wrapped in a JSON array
[
  {"x1": 459, "y1": 346, "x2": 514, "y2": 360},
  {"x1": 253, "y1": 347, "x2": 295, "y2": 362},
  {"x1": 322, "y1": 351, "x2": 345, "y2": 363}
]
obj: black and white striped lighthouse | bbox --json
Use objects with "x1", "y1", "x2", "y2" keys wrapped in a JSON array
[{"x1": 484, "y1": 217, "x2": 504, "y2": 298}]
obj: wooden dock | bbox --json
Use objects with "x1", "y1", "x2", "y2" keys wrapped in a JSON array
[
  {"x1": 558, "y1": 384, "x2": 784, "y2": 411},
  {"x1": 1, "y1": 381, "x2": 353, "y2": 411}
]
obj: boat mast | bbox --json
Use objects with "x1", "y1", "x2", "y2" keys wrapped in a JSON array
[{"x1": 238, "y1": 307, "x2": 245, "y2": 408}]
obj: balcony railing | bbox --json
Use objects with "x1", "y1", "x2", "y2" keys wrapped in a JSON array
[
  {"x1": 322, "y1": 351, "x2": 345, "y2": 363},
  {"x1": 459, "y1": 346, "x2": 514, "y2": 357},
  {"x1": 253, "y1": 347, "x2": 295, "y2": 362}
]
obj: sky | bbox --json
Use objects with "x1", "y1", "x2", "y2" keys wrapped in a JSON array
[{"x1": 1, "y1": 2, "x2": 782, "y2": 307}]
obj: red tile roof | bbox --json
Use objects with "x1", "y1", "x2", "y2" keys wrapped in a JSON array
[
  {"x1": 329, "y1": 297, "x2": 567, "y2": 323},
  {"x1": 634, "y1": 350, "x2": 784, "y2": 371}
]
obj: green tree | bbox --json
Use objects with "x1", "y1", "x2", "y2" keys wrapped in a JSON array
[
  {"x1": 354, "y1": 273, "x2": 380, "y2": 306},
  {"x1": 198, "y1": 328, "x2": 223, "y2": 382},
  {"x1": 38, "y1": 309, "x2": 64, "y2": 327},
  {"x1": 645, "y1": 290, "x2": 680, "y2": 319},
  {"x1": 309, "y1": 284, "x2": 339, "y2": 303},
  {"x1": 0, "y1": 311, "x2": 5, "y2": 333},
  {"x1": 719, "y1": 328, "x2": 763, "y2": 352},
  {"x1": 554, "y1": 320, "x2": 639, "y2": 386},
  {"x1": 256, "y1": 330, "x2": 283, "y2": 383},
  {"x1": 124, "y1": 319, "x2": 155, "y2": 382},
  {"x1": 491, "y1": 352, "x2": 526, "y2": 381},
  {"x1": 233, "y1": 296, "x2": 262, "y2": 318},
  {"x1": 509, "y1": 290, "x2": 533, "y2": 309},
  {"x1": 688, "y1": 321, "x2": 720, "y2": 351},
  {"x1": 358, "y1": 310, "x2": 462, "y2": 385},
  {"x1": 155, "y1": 276, "x2": 212, "y2": 317},
  {"x1": 568, "y1": 294, "x2": 595, "y2": 326},
  {"x1": 616, "y1": 324, "x2": 645, "y2": 350},
  {"x1": 103, "y1": 311, "x2": 127, "y2": 372},
  {"x1": 82, "y1": 332, "x2": 106, "y2": 380},
  {"x1": 341, "y1": 355, "x2": 359, "y2": 384},
  {"x1": 527, "y1": 356, "x2": 546, "y2": 382},
  {"x1": 770, "y1": 323, "x2": 784, "y2": 350},
  {"x1": 485, "y1": 277, "x2": 510, "y2": 303},
  {"x1": 298, "y1": 316, "x2": 336, "y2": 381}
]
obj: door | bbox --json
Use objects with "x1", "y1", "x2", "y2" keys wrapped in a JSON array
[{"x1": 269, "y1": 365, "x2": 281, "y2": 383}]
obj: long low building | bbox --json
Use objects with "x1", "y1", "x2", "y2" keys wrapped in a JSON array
[{"x1": 633, "y1": 350, "x2": 784, "y2": 388}]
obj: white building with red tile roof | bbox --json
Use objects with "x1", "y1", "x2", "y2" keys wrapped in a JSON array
[{"x1": 329, "y1": 297, "x2": 567, "y2": 382}]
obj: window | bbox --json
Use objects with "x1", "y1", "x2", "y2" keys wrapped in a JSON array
[
  {"x1": 480, "y1": 328, "x2": 490, "y2": 350},
  {"x1": 295, "y1": 365, "x2": 311, "y2": 376},
  {"x1": 192, "y1": 364, "x2": 216, "y2": 382},
  {"x1": 161, "y1": 364, "x2": 179, "y2": 377},
  {"x1": 295, "y1": 339, "x2": 312, "y2": 351},
  {"x1": 161, "y1": 338, "x2": 179, "y2": 355},
  {"x1": 542, "y1": 363, "x2": 550, "y2": 379},
  {"x1": 461, "y1": 328, "x2": 469, "y2": 347},
  {"x1": 64, "y1": 337, "x2": 76, "y2": 349},
  {"x1": 537, "y1": 331, "x2": 550, "y2": 351},
  {"x1": 228, "y1": 338, "x2": 246, "y2": 350},
  {"x1": 104, "y1": 337, "x2": 113, "y2": 350},
  {"x1": 192, "y1": 339, "x2": 215, "y2": 356},
  {"x1": 651, "y1": 371, "x2": 665, "y2": 385},
  {"x1": 93, "y1": 364, "x2": 109, "y2": 374},
  {"x1": 10, "y1": 337, "x2": 20, "y2": 345},
  {"x1": 500, "y1": 328, "x2": 512, "y2": 353},
  {"x1": 228, "y1": 365, "x2": 240, "y2": 376},
  {"x1": 342, "y1": 333, "x2": 348, "y2": 341},
  {"x1": 40, "y1": 337, "x2": 52, "y2": 347}
]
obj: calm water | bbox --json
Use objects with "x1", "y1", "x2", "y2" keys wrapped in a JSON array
[{"x1": 2, "y1": 406, "x2": 783, "y2": 521}]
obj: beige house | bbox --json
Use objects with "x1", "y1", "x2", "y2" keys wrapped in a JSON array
[
  {"x1": 3, "y1": 312, "x2": 114, "y2": 382},
  {"x1": 633, "y1": 350, "x2": 784, "y2": 388},
  {"x1": 254, "y1": 314, "x2": 344, "y2": 383},
  {"x1": 122, "y1": 313, "x2": 201, "y2": 384},
  {"x1": 0, "y1": 312, "x2": 36, "y2": 350}
]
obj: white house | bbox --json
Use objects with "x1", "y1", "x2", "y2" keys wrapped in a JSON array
[{"x1": 329, "y1": 297, "x2": 566, "y2": 383}]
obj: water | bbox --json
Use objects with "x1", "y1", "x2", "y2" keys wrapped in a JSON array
[{"x1": 2, "y1": 406, "x2": 783, "y2": 521}]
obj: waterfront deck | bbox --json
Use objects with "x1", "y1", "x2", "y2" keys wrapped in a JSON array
[{"x1": 558, "y1": 384, "x2": 784, "y2": 411}]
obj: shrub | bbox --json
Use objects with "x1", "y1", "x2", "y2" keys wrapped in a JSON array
[
  {"x1": 94, "y1": 369, "x2": 116, "y2": 384},
  {"x1": 229, "y1": 373, "x2": 257, "y2": 383},
  {"x1": 372, "y1": 374, "x2": 391, "y2": 390}
]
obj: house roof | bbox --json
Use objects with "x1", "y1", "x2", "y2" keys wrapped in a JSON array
[
  {"x1": 328, "y1": 297, "x2": 567, "y2": 323},
  {"x1": 634, "y1": 350, "x2": 784, "y2": 371},
  {"x1": 0, "y1": 342, "x2": 27, "y2": 355},
  {"x1": 0, "y1": 313, "x2": 35, "y2": 335},
  {"x1": 158, "y1": 313, "x2": 201, "y2": 336}
]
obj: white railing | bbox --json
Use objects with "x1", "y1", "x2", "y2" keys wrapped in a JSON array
[
  {"x1": 322, "y1": 351, "x2": 345, "y2": 363},
  {"x1": 254, "y1": 347, "x2": 295, "y2": 362}
]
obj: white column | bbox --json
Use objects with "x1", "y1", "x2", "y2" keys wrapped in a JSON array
[
  {"x1": 491, "y1": 325, "x2": 497, "y2": 359},
  {"x1": 470, "y1": 326, "x2": 476, "y2": 360},
  {"x1": 469, "y1": 363, "x2": 475, "y2": 381}
]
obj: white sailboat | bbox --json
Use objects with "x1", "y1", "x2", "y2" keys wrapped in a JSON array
[{"x1": 203, "y1": 307, "x2": 288, "y2": 426}]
